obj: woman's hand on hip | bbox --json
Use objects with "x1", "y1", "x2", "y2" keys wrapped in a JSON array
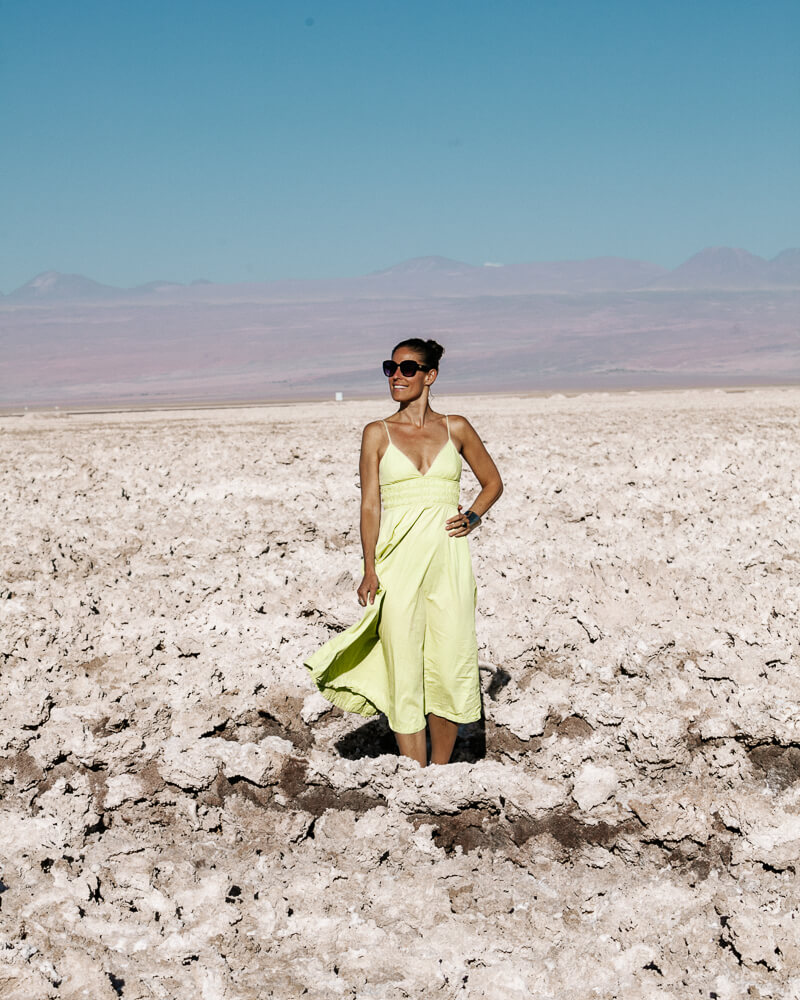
[
  {"x1": 357, "y1": 570, "x2": 381, "y2": 606},
  {"x1": 446, "y1": 504, "x2": 481, "y2": 537}
]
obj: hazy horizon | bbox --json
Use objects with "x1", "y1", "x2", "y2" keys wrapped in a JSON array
[
  {"x1": 3, "y1": 269, "x2": 798, "y2": 408},
  {"x1": 4, "y1": 244, "x2": 799, "y2": 299}
]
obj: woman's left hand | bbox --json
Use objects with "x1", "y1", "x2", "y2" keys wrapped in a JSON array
[{"x1": 446, "y1": 504, "x2": 480, "y2": 537}]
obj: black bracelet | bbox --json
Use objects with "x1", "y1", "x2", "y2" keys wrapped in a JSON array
[{"x1": 464, "y1": 509, "x2": 482, "y2": 527}]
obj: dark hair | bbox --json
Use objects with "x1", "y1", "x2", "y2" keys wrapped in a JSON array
[{"x1": 391, "y1": 338, "x2": 445, "y2": 371}]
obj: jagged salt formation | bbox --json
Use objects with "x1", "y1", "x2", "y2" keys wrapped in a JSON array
[{"x1": 1, "y1": 389, "x2": 799, "y2": 999}]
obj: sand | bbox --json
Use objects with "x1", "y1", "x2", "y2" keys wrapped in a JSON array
[{"x1": 1, "y1": 388, "x2": 799, "y2": 999}]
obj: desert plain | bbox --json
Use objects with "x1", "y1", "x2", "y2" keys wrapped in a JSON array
[{"x1": 1, "y1": 387, "x2": 799, "y2": 999}]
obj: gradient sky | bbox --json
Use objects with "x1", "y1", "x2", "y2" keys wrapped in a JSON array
[{"x1": 2, "y1": 0, "x2": 798, "y2": 291}]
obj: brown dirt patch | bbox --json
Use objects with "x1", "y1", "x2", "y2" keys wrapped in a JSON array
[
  {"x1": 413, "y1": 807, "x2": 641, "y2": 859},
  {"x1": 748, "y1": 745, "x2": 800, "y2": 791}
]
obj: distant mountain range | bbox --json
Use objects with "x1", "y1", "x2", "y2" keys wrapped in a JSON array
[
  {"x1": 4, "y1": 247, "x2": 799, "y2": 304},
  {"x1": 2, "y1": 247, "x2": 798, "y2": 408}
]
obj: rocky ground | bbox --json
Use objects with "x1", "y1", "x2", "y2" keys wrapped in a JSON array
[{"x1": 1, "y1": 388, "x2": 799, "y2": 999}]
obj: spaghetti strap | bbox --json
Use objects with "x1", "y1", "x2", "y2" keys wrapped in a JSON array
[
  {"x1": 445, "y1": 414, "x2": 451, "y2": 441},
  {"x1": 381, "y1": 419, "x2": 392, "y2": 445}
]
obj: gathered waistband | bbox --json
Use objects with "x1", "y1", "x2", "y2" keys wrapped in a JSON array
[{"x1": 380, "y1": 478, "x2": 460, "y2": 509}]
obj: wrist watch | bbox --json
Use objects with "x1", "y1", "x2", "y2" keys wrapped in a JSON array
[{"x1": 464, "y1": 509, "x2": 482, "y2": 528}]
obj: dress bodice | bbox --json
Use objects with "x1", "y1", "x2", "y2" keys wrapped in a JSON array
[{"x1": 379, "y1": 435, "x2": 462, "y2": 510}]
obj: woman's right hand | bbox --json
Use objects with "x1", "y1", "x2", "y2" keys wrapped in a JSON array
[{"x1": 357, "y1": 570, "x2": 381, "y2": 607}]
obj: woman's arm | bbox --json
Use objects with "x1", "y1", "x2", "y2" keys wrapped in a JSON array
[
  {"x1": 357, "y1": 422, "x2": 383, "y2": 605},
  {"x1": 446, "y1": 415, "x2": 503, "y2": 536}
]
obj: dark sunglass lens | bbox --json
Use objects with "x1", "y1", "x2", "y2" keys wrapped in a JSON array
[
  {"x1": 382, "y1": 360, "x2": 397, "y2": 376},
  {"x1": 399, "y1": 361, "x2": 421, "y2": 376}
]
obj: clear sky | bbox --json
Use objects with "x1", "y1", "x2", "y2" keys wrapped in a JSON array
[{"x1": 2, "y1": 0, "x2": 798, "y2": 291}]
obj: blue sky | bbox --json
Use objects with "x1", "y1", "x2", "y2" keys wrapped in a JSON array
[{"x1": 1, "y1": 0, "x2": 798, "y2": 290}]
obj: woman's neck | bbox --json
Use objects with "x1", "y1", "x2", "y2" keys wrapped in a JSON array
[{"x1": 396, "y1": 396, "x2": 434, "y2": 427}]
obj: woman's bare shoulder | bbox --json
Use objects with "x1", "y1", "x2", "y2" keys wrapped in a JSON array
[
  {"x1": 362, "y1": 418, "x2": 388, "y2": 432},
  {"x1": 446, "y1": 413, "x2": 478, "y2": 437},
  {"x1": 361, "y1": 419, "x2": 388, "y2": 444}
]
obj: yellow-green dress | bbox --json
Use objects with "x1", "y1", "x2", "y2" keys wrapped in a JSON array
[{"x1": 304, "y1": 414, "x2": 481, "y2": 734}]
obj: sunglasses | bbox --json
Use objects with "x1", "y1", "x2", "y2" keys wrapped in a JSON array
[{"x1": 382, "y1": 359, "x2": 431, "y2": 377}]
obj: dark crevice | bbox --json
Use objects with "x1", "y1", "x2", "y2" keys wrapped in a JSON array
[
  {"x1": 759, "y1": 859, "x2": 795, "y2": 875},
  {"x1": 486, "y1": 668, "x2": 511, "y2": 701},
  {"x1": 717, "y1": 915, "x2": 744, "y2": 966},
  {"x1": 84, "y1": 814, "x2": 108, "y2": 837},
  {"x1": 108, "y1": 973, "x2": 125, "y2": 996}
]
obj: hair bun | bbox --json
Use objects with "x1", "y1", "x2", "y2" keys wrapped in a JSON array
[{"x1": 425, "y1": 339, "x2": 445, "y2": 366}]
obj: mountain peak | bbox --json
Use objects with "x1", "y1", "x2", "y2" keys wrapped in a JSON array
[
  {"x1": 681, "y1": 246, "x2": 767, "y2": 270},
  {"x1": 371, "y1": 255, "x2": 477, "y2": 277},
  {"x1": 7, "y1": 271, "x2": 120, "y2": 302},
  {"x1": 28, "y1": 270, "x2": 64, "y2": 289},
  {"x1": 650, "y1": 246, "x2": 772, "y2": 289}
]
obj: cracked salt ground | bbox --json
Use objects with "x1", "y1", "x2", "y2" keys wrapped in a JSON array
[{"x1": 1, "y1": 388, "x2": 800, "y2": 999}]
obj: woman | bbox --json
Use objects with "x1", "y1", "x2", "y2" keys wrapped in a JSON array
[{"x1": 304, "y1": 338, "x2": 503, "y2": 766}]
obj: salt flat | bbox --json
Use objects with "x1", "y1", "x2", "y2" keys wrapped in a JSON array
[{"x1": 1, "y1": 388, "x2": 799, "y2": 999}]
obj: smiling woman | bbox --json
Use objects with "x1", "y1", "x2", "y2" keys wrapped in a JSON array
[{"x1": 303, "y1": 338, "x2": 504, "y2": 766}]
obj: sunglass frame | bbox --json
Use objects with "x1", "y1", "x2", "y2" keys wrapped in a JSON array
[{"x1": 382, "y1": 360, "x2": 431, "y2": 377}]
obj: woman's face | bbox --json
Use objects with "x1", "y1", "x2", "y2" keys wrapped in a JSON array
[{"x1": 388, "y1": 348, "x2": 432, "y2": 401}]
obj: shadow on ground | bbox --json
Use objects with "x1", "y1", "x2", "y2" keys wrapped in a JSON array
[{"x1": 334, "y1": 714, "x2": 487, "y2": 763}]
